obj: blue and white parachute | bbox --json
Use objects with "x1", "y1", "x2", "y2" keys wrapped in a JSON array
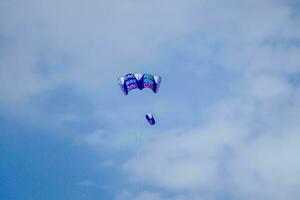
[
  {"x1": 118, "y1": 73, "x2": 161, "y2": 125},
  {"x1": 118, "y1": 73, "x2": 161, "y2": 95}
]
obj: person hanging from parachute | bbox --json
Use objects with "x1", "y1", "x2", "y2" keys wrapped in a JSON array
[
  {"x1": 145, "y1": 113, "x2": 155, "y2": 125},
  {"x1": 117, "y1": 73, "x2": 161, "y2": 125}
]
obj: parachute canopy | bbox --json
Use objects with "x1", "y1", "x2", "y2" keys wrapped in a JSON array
[
  {"x1": 118, "y1": 73, "x2": 161, "y2": 95},
  {"x1": 145, "y1": 114, "x2": 155, "y2": 125}
]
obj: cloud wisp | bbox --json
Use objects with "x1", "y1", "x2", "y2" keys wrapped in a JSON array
[{"x1": 1, "y1": 0, "x2": 300, "y2": 200}]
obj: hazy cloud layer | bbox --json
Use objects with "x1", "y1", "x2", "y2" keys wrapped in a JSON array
[{"x1": 1, "y1": 0, "x2": 300, "y2": 200}]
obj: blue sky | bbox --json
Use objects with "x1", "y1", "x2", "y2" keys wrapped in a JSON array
[{"x1": 1, "y1": 0, "x2": 300, "y2": 200}]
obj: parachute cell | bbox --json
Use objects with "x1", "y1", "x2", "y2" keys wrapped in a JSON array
[{"x1": 118, "y1": 73, "x2": 161, "y2": 95}]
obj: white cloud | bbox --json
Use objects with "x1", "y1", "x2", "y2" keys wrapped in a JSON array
[
  {"x1": 122, "y1": 1, "x2": 300, "y2": 199},
  {"x1": 231, "y1": 132, "x2": 300, "y2": 200},
  {"x1": 76, "y1": 180, "x2": 97, "y2": 187},
  {"x1": 1, "y1": 0, "x2": 300, "y2": 199},
  {"x1": 0, "y1": 0, "x2": 205, "y2": 104},
  {"x1": 126, "y1": 81, "x2": 300, "y2": 200},
  {"x1": 115, "y1": 190, "x2": 215, "y2": 200}
]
